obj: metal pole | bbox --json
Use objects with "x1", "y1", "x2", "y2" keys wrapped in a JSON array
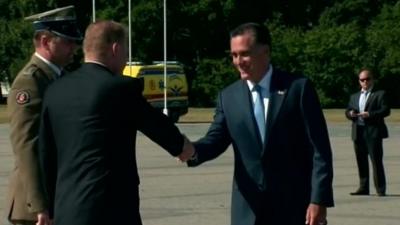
[
  {"x1": 163, "y1": 0, "x2": 168, "y2": 116},
  {"x1": 92, "y1": 0, "x2": 96, "y2": 22},
  {"x1": 128, "y1": 0, "x2": 132, "y2": 75}
]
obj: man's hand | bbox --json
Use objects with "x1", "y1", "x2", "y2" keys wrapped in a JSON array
[
  {"x1": 357, "y1": 111, "x2": 369, "y2": 118},
  {"x1": 349, "y1": 110, "x2": 358, "y2": 118},
  {"x1": 36, "y1": 211, "x2": 52, "y2": 225},
  {"x1": 305, "y1": 203, "x2": 327, "y2": 225},
  {"x1": 178, "y1": 135, "x2": 195, "y2": 162}
]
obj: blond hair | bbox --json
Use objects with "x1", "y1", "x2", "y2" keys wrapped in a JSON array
[{"x1": 83, "y1": 20, "x2": 127, "y2": 60}]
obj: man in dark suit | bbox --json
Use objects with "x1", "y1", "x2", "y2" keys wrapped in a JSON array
[
  {"x1": 345, "y1": 68, "x2": 390, "y2": 196},
  {"x1": 186, "y1": 23, "x2": 334, "y2": 225},
  {"x1": 4, "y1": 6, "x2": 81, "y2": 225},
  {"x1": 38, "y1": 21, "x2": 194, "y2": 225}
]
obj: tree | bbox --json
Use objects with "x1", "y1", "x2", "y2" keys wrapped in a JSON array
[
  {"x1": 0, "y1": 0, "x2": 88, "y2": 82},
  {"x1": 364, "y1": 2, "x2": 400, "y2": 107},
  {"x1": 0, "y1": 19, "x2": 34, "y2": 82},
  {"x1": 268, "y1": 14, "x2": 306, "y2": 74},
  {"x1": 2, "y1": 0, "x2": 400, "y2": 107},
  {"x1": 191, "y1": 57, "x2": 237, "y2": 106}
]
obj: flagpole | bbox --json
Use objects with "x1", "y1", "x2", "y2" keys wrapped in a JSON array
[
  {"x1": 162, "y1": 0, "x2": 168, "y2": 116},
  {"x1": 92, "y1": 0, "x2": 96, "y2": 22},
  {"x1": 128, "y1": 0, "x2": 132, "y2": 76}
]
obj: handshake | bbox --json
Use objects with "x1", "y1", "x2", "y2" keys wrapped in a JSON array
[{"x1": 177, "y1": 135, "x2": 196, "y2": 162}]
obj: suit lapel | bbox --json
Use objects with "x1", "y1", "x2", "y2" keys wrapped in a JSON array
[
  {"x1": 265, "y1": 71, "x2": 286, "y2": 144},
  {"x1": 365, "y1": 89, "x2": 375, "y2": 109},
  {"x1": 355, "y1": 89, "x2": 375, "y2": 111},
  {"x1": 237, "y1": 80, "x2": 264, "y2": 148},
  {"x1": 353, "y1": 91, "x2": 361, "y2": 109}
]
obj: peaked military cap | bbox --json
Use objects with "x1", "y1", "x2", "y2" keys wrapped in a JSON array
[{"x1": 25, "y1": 5, "x2": 83, "y2": 41}]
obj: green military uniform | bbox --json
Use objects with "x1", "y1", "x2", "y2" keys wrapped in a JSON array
[
  {"x1": 3, "y1": 5, "x2": 82, "y2": 225},
  {"x1": 5, "y1": 54, "x2": 56, "y2": 222}
]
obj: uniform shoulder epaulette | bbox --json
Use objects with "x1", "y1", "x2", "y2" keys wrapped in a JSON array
[
  {"x1": 25, "y1": 64, "x2": 41, "y2": 76},
  {"x1": 20, "y1": 64, "x2": 43, "y2": 80}
]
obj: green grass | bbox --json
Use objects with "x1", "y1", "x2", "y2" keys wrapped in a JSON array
[{"x1": 1, "y1": 104, "x2": 399, "y2": 124}]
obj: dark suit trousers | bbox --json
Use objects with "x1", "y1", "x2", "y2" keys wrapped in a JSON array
[
  {"x1": 231, "y1": 182, "x2": 306, "y2": 225},
  {"x1": 354, "y1": 126, "x2": 386, "y2": 193}
]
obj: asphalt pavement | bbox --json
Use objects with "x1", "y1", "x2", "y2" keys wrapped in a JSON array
[{"x1": 0, "y1": 122, "x2": 399, "y2": 225}]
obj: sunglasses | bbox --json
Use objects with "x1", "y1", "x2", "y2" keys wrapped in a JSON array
[{"x1": 359, "y1": 77, "x2": 371, "y2": 82}]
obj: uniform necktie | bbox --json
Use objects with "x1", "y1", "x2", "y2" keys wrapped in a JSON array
[{"x1": 254, "y1": 85, "x2": 265, "y2": 143}]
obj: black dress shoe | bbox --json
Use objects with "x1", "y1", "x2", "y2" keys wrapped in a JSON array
[
  {"x1": 350, "y1": 190, "x2": 369, "y2": 195},
  {"x1": 377, "y1": 192, "x2": 386, "y2": 197}
]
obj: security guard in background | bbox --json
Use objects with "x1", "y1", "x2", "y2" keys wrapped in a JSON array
[{"x1": 4, "y1": 5, "x2": 82, "y2": 225}]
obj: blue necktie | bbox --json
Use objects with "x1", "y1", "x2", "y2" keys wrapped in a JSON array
[
  {"x1": 253, "y1": 85, "x2": 266, "y2": 189},
  {"x1": 254, "y1": 85, "x2": 265, "y2": 143}
]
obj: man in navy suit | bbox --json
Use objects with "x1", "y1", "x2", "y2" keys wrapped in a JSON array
[
  {"x1": 345, "y1": 68, "x2": 390, "y2": 196},
  {"x1": 187, "y1": 22, "x2": 334, "y2": 225}
]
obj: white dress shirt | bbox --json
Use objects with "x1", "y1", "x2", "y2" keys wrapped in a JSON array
[{"x1": 247, "y1": 64, "x2": 273, "y2": 121}]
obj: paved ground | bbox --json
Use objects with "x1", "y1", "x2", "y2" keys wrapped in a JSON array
[{"x1": 0, "y1": 121, "x2": 399, "y2": 225}]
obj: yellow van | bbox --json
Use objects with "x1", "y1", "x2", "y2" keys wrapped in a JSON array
[{"x1": 123, "y1": 61, "x2": 188, "y2": 122}]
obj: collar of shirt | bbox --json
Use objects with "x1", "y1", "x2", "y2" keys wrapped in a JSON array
[
  {"x1": 247, "y1": 64, "x2": 273, "y2": 95},
  {"x1": 34, "y1": 52, "x2": 63, "y2": 76},
  {"x1": 85, "y1": 60, "x2": 108, "y2": 68},
  {"x1": 85, "y1": 60, "x2": 117, "y2": 75},
  {"x1": 361, "y1": 86, "x2": 373, "y2": 94}
]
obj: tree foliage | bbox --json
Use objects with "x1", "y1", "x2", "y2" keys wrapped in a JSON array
[
  {"x1": 363, "y1": 1, "x2": 400, "y2": 106},
  {"x1": 1, "y1": 0, "x2": 400, "y2": 107},
  {"x1": 191, "y1": 58, "x2": 237, "y2": 106},
  {"x1": 301, "y1": 23, "x2": 366, "y2": 106}
]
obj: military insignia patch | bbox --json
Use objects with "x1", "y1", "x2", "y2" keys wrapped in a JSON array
[{"x1": 16, "y1": 91, "x2": 30, "y2": 105}]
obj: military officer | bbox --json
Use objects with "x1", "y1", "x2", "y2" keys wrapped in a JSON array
[{"x1": 4, "y1": 5, "x2": 82, "y2": 225}]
